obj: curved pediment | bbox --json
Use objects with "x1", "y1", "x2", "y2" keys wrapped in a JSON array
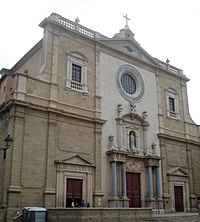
[{"x1": 122, "y1": 112, "x2": 149, "y2": 127}]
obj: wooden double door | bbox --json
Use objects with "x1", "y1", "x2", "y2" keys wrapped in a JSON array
[
  {"x1": 174, "y1": 186, "x2": 184, "y2": 212},
  {"x1": 66, "y1": 178, "x2": 82, "y2": 207},
  {"x1": 126, "y1": 172, "x2": 141, "y2": 207}
]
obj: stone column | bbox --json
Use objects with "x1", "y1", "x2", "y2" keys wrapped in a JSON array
[
  {"x1": 156, "y1": 167, "x2": 161, "y2": 198},
  {"x1": 147, "y1": 166, "x2": 153, "y2": 198},
  {"x1": 121, "y1": 161, "x2": 126, "y2": 198},
  {"x1": 121, "y1": 161, "x2": 129, "y2": 207},
  {"x1": 112, "y1": 161, "x2": 117, "y2": 197},
  {"x1": 156, "y1": 166, "x2": 164, "y2": 211}
]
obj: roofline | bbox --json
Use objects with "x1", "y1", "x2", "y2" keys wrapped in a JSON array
[
  {"x1": 1, "y1": 13, "x2": 189, "y2": 83},
  {"x1": 10, "y1": 39, "x2": 43, "y2": 74}
]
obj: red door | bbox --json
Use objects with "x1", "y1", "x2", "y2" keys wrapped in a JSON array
[
  {"x1": 126, "y1": 172, "x2": 141, "y2": 207},
  {"x1": 66, "y1": 178, "x2": 82, "y2": 207},
  {"x1": 174, "y1": 186, "x2": 184, "y2": 212}
]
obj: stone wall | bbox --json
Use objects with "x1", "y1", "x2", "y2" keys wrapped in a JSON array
[{"x1": 47, "y1": 208, "x2": 152, "y2": 222}]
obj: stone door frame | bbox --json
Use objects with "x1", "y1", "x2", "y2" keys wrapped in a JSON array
[
  {"x1": 55, "y1": 155, "x2": 94, "y2": 207},
  {"x1": 168, "y1": 168, "x2": 190, "y2": 212}
]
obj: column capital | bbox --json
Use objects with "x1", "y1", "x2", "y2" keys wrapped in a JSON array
[
  {"x1": 107, "y1": 150, "x2": 127, "y2": 162},
  {"x1": 145, "y1": 156, "x2": 160, "y2": 167}
]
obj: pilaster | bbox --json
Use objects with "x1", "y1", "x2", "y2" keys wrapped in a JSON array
[
  {"x1": 44, "y1": 113, "x2": 57, "y2": 207},
  {"x1": 6, "y1": 106, "x2": 24, "y2": 217},
  {"x1": 13, "y1": 73, "x2": 27, "y2": 101},
  {"x1": 49, "y1": 31, "x2": 59, "y2": 108},
  {"x1": 93, "y1": 124, "x2": 103, "y2": 207}
]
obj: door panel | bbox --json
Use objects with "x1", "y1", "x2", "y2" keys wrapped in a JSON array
[
  {"x1": 174, "y1": 186, "x2": 184, "y2": 212},
  {"x1": 66, "y1": 178, "x2": 82, "y2": 207},
  {"x1": 126, "y1": 172, "x2": 141, "y2": 207}
]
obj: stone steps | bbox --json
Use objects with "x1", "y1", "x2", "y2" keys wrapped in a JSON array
[{"x1": 145, "y1": 213, "x2": 200, "y2": 222}]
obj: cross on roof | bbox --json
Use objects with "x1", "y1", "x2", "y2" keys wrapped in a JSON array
[
  {"x1": 75, "y1": 17, "x2": 80, "y2": 24},
  {"x1": 123, "y1": 14, "x2": 130, "y2": 28}
]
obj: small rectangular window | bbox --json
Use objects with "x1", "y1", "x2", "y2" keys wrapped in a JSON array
[
  {"x1": 72, "y1": 64, "x2": 81, "y2": 83},
  {"x1": 166, "y1": 89, "x2": 179, "y2": 119},
  {"x1": 169, "y1": 97, "x2": 175, "y2": 112}
]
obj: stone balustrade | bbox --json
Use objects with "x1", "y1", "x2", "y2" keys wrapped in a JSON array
[
  {"x1": 156, "y1": 59, "x2": 184, "y2": 77},
  {"x1": 49, "y1": 13, "x2": 95, "y2": 39}
]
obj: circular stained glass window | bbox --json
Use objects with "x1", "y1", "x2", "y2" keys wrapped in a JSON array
[
  {"x1": 121, "y1": 74, "x2": 136, "y2": 95},
  {"x1": 116, "y1": 64, "x2": 144, "y2": 102}
]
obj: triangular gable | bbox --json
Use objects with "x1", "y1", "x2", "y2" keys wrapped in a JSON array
[
  {"x1": 99, "y1": 38, "x2": 157, "y2": 66},
  {"x1": 167, "y1": 167, "x2": 188, "y2": 177},
  {"x1": 55, "y1": 154, "x2": 95, "y2": 167}
]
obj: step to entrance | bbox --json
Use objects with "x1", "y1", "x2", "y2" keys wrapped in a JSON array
[{"x1": 145, "y1": 213, "x2": 200, "y2": 222}]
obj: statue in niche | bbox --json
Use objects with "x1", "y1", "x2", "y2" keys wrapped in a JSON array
[
  {"x1": 108, "y1": 135, "x2": 117, "y2": 150},
  {"x1": 129, "y1": 131, "x2": 136, "y2": 151}
]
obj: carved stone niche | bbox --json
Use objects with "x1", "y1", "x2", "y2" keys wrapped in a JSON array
[{"x1": 115, "y1": 111, "x2": 149, "y2": 154}]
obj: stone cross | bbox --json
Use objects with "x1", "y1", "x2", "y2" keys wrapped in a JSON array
[
  {"x1": 166, "y1": 58, "x2": 170, "y2": 64},
  {"x1": 75, "y1": 17, "x2": 80, "y2": 24},
  {"x1": 123, "y1": 14, "x2": 130, "y2": 27},
  {"x1": 75, "y1": 17, "x2": 80, "y2": 31},
  {"x1": 130, "y1": 101, "x2": 136, "y2": 113}
]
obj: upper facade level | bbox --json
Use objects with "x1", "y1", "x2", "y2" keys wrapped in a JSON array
[
  {"x1": 38, "y1": 13, "x2": 187, "y2": 80},
  {"x1": 0, "y1": 13, "x2": 188, "y2": 83},
  {"x1": 0, "y1": 13, "x2": 198, "y2": 140}
]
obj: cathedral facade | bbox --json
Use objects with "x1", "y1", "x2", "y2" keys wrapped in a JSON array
[{"x1": 0, "y1": 13, "x2": 200, "y2": 221}]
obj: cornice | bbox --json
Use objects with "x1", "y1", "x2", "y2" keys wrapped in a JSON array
[
  {"x1": 0, "y1": 99, "x2": 106, "y2": 125},
  {"x1": 157, "y1": 133, "x2": 200, "y2": 146}
]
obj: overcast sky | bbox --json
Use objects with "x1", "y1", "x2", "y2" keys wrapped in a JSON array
[{"x1": 1, "y1": 0, "x2": 200, "y2": 123}]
